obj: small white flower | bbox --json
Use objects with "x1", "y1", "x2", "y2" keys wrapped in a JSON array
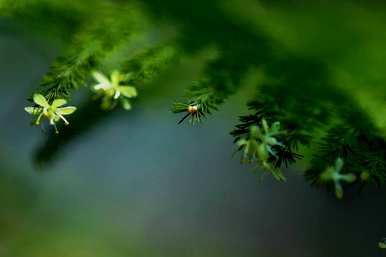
[
  {"x1": 25, "y1": 94, "x2": 76, "y2": 132},
  {"x1": 236, "y1": 119, "x2": 286, "y2": 181},
  {"x1": 320, "y1": 158, "x2": 356, "y2": 199},
  {"x1": 92, "y1": 70, "x2": 137, "y2": 110}
]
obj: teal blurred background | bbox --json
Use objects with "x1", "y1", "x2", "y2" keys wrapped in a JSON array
[{"x1": 1, "y1": 1, "x2": 386, "y2": 257}]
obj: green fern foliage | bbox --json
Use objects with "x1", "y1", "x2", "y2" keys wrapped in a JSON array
[{"x1": 2, "y1": 0, "x2": 385, "y2": 199}]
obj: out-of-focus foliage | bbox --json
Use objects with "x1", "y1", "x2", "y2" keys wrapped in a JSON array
[{"x1": 1, "y1": 0, "x2": 386, "y2": 198}]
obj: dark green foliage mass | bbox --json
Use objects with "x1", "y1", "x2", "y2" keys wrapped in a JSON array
[{"x1": 2, "y1": 0, "x2": 386, "y2": 199}]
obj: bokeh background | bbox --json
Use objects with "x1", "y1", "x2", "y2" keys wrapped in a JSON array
[{"x1": 1, "y1": 1, "x2": 386, "y2": 257}]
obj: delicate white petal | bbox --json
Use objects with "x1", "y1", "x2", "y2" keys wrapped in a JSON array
[
  {"x1": 114, "y1": 90, "x2": 120, "y2": 99},
  {"x1": 94, "y1": 83, "x2": 111, "y2": 90},
  {"x1": 92, "y1": 71, "x2": 111, "y2": 85},
  {"x1": 119, "y1": 86, "x2": 137, "y2": 98},
  {"x1": 33, "y1": 94, "x2": 49, "y2": 108},
  {"x1": 111, "y1": 70, "x2": 121, "y2": 86},
  {"x1": 52, "y1": 99, "x2": 67, "y2": 108},
  {"x1": 25, "y1": 106, "x2": 42, "y2": 115},
  {"x1": 25, "y1": 107, "x2": 34, "y2": 114},
  {"x1": 56, "y1": 106, "x2": 77, "y2": 115}
]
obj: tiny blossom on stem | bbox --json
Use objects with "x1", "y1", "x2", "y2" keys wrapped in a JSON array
[
  {"x1": 235, "y1": 119, "x2": 286, "y2": 181},
  {"x1": 25, "y1": 94, "x2": 76, "y2": 133},
  {"x1": 379, "y1": 238, "x2": 386, "y2": 249},
  {"x1": 92, "y1": 70, "x2": 137, "y2": 110},
  {"x1": 320, "y1": 158, "x2": 356, "y2": 199}
]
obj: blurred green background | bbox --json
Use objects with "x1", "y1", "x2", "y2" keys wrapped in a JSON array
[{"x1": 1, "y1": 1, "x2": 386, "y2": 256}]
